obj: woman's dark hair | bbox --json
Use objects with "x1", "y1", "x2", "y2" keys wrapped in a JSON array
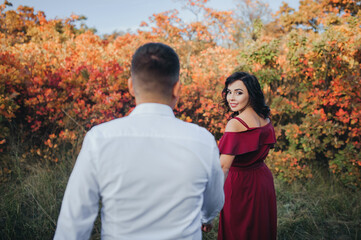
[{"x1": 222, "y1": 72, "x2": 270, "y2": 119}]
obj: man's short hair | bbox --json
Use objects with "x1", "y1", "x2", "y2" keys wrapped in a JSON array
[{"x1": 131, "y1": 42, "x2": 180, "y2": 97}]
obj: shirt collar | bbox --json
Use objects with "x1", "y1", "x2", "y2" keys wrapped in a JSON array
[{"x1": 130, "y1": 103, "x2": 175, "y2": 118}]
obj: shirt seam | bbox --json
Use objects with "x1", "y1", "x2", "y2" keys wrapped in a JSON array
[{"x1": 92, "y1": 135, "x2": 215, "y2": 148}]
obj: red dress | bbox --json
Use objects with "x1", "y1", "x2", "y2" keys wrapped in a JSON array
[{"x1": 217, "y1": 117, "x2": 277, "y2": 240}]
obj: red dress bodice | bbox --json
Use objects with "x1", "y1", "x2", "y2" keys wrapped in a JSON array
[{"x1": 218, "y1": 117, "x2": 276, "y2": 167}]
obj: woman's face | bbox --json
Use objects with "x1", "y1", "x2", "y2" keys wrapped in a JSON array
[{"x1": 226, "y1": 80, "x2": 249, "y2": 112}]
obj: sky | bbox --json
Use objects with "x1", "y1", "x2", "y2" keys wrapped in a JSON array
[{"x1": 8, "y1": 0, "x2": 300, "y2": 36}]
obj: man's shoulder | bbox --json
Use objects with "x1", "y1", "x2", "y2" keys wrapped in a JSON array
[
  {"x1": 175, "y1": 119, "x2": 215, "y2": 141},
  {"x1": 88, "y1": 115, "x2": 215, "y2": 144},
  {"x1": 88, "y1": 116, "x2": 131, "y2": 137}
]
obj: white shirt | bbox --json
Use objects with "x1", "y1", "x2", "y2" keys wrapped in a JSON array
[{"x1": 54, "y1": 103, "x2": 224, "y2": 240}]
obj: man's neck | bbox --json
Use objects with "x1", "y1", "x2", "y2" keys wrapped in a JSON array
[{"x1": 135, "y1": 97, "x2": 175, "y2": 109}]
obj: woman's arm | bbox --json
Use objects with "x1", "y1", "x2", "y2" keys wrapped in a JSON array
[
  {"x1": 219, "y1": 118, "x2": 245, "y2": 180},
  {"x1": 220, "y1": 154, "x2": 235, "y2": 180}
]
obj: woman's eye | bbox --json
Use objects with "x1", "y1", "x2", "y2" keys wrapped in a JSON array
[{"x1": 236, "y1": 91, "x2": 242, "y2": 95}]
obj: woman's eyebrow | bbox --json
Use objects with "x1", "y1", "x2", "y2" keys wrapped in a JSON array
[{"x1": 227, "y1": 88, "x2": 243, "y2": 92}]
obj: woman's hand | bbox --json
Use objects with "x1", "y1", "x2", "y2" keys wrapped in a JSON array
[{"x1": 201, "y1": 223, "x2": 213, "y2": 232}]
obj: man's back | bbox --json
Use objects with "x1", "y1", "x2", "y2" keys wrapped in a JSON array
[{"x1": 55, "y1": 103, "x2": 224, "y2": 239}]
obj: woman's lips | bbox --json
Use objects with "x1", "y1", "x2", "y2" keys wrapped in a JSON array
[{"x1": 230, "y1": 103, "x2": 238, "y2": 108}]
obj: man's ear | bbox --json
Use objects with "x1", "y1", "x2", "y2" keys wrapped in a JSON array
[
  {"x1": 128, "y1": 77, "x2": 135, "y2": 97},
  {"x1": 172, "y1": 81, "x2": 181, "y2": 99}
]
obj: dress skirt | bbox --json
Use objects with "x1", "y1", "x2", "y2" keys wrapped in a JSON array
[{"x1": 217, "y1": 162, "x2": 277, "y2": 240}]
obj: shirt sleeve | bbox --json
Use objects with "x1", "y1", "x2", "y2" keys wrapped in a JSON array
[
  {"x1": 54, "y1": 130, "x2": 100, "y2": 240},
  {"x1": 201, "y1": 140, "x2": 225, "y2": 224}
]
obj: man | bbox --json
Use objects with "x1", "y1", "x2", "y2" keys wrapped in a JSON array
[{"x1": 54, "y1": 42, "x2": 224, "y2": 240}]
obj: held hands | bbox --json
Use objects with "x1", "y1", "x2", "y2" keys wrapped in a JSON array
[{"x1": 201, "y1": 222, "x2": 213, "y2": 233}]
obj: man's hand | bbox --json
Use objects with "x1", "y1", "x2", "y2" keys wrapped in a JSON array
[{"x1": 201, "y1": 223, "x2": 213, "y2": 233}]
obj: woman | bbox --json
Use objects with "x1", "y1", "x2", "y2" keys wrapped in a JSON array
[{"x1": 217, "y1": 72, "x2": 277, "y2": 240}]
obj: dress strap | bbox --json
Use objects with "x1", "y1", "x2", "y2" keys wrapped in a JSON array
[{"x1": 233, "y1": 117, "x2": 250, "y2": 129}]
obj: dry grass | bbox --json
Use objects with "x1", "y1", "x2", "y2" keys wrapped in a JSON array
[{"x1": 1, "y1": 148, "x2": 360, "y2": 239}]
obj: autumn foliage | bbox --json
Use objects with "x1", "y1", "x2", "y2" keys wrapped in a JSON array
[{"x1": 1, "y1": 0, "x2": 360, "y2": 187}]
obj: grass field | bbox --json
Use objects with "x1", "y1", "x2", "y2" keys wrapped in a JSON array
[{"x1": 1, "y1": 150, "x2": 360, "y2": 240}]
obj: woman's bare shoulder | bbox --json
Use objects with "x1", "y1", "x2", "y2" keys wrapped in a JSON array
[
  {"x1": 238, "y1": 111, "x2": 269, "y2": 128},
  {"x1": 225, "y1": 118, "x2": 248, "y2": 132}
]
